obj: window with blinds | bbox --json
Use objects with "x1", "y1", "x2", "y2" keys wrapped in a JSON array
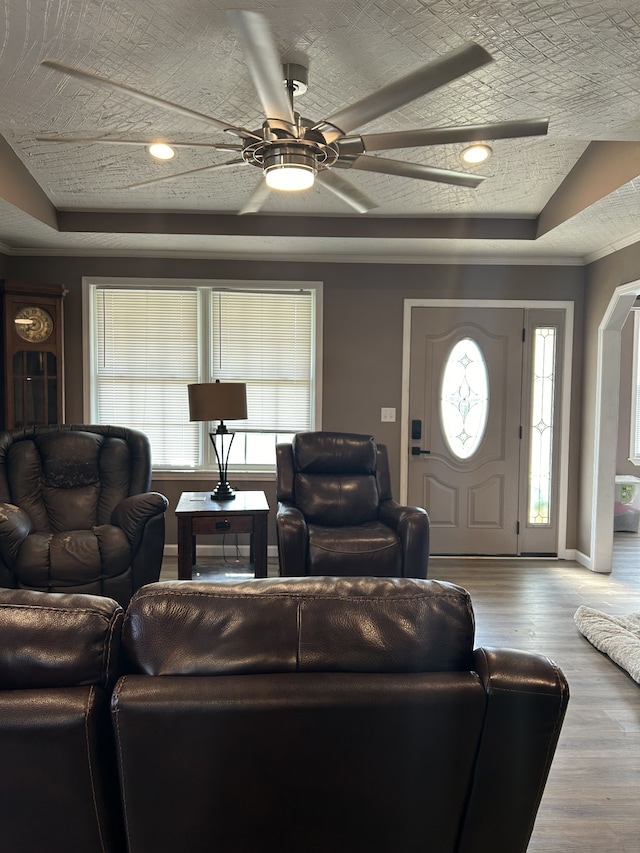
[{"x1": 88, "y1": 281, "x2": 318, "y2": 469}]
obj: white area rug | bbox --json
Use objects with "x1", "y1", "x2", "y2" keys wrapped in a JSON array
[{"x1": 574, "y1": 606, "x2": 640, "y2": 684}]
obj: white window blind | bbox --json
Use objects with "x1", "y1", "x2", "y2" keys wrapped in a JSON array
[
  {"x1": 95, "y1": 288, "x2": 199, "y2": 467},
  {"x1": 90, "y1": 282, "x2": 316, "y2": 469},
  {"x1": 211, "y1": 290, "x2": 312, "y2": 431}
]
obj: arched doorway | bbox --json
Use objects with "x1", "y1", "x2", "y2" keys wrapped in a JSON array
[{"x1": 590, "y1": 280, "x2": 640, "y2": 572}]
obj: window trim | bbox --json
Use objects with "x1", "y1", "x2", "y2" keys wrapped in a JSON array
[
  {"x1": 82, "y1": 276, "x2": 323, "y2": 473},
  {"x1": 629, "y1": 308, "x2": 640, "y2": 465}
]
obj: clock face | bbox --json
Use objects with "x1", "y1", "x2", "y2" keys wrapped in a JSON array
[{"x1": 14, "y1": 306, "x2": 55, "y2": 343}]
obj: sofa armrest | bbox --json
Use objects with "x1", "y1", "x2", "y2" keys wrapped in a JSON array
[
  {"x1": 0, "y1": 502, "x2": 33, "y2": 565},
  {"x1": 129, "y1": 512, "x2": 167, "y2": 591},
  {"x1": 111, "y1": 492, "x2": 169, "y2": 550},
  {"x1": 276, "y1": 501, "x2": 308, "y2": 576},
  {"x1": 379, "y1": 499, "x2": 430, "y2": 579},
  {"x1": 378, "y1": 499, "x2": 427, "y2": 530},
  {"x1": 457, "y1": 647, "x2": 569, "y2": 853}
]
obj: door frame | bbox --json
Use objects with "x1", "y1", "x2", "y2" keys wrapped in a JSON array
[
  {"x1": 586, "y1": 279, "x2": 640, "y2": 572},
  {"x1": 400, "y1": 299, "x2": 575, "y2": 559}
]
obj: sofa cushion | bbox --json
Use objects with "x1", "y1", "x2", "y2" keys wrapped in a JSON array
[
  {"x1": 308, "y1": 522, "x2": 401, "y2": 576},
  {"x1": 4, "y1": 430, "x2": 135, "y2": 531},
  {"x1": 0, "y1": 588, "x2": 123, "y2": 689},
  {"x1": 293, "y1": 431, "x2": 377, "y2": 475},
  {"x1": 295, "y1": 472, "x2": 379, "y2": 525},
  {"x1": 123, "y1": 577, "x2": 475, "y2": 677}
]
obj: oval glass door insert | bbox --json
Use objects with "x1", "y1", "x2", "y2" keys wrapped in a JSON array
[{"x1": 440, "y1": 337, "x2": 489, "y2": 459}]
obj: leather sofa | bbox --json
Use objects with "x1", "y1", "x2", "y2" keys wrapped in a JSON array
[
  {"x1": 0, "y1": 424, "x2": 169, "y2": 606},
  {"x1": 0, "y1": 577, "x2": 569, "y2": 853},
  {"x1": 277, "y1": 431, "x2": 430, "y2": 577},
  {"x1": 0, "y1": 587, "x2": 126, "y2": 853}
]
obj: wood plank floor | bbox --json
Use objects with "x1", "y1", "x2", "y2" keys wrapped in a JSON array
[
  {"x1": 161, "y1": 535, "x2": 640, "y2": 852},
  {"x1": 431, "y1": 544, "x2": 640, "y2": 853}
]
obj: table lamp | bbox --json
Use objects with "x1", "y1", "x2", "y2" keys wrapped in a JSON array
[{"x1": 188, "y1": 381, "x2": 248, "y2": 500}]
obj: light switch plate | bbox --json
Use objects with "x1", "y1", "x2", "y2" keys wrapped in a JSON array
[{"x1": 381, "y1": 407, "x2": 396, "y2": 422}]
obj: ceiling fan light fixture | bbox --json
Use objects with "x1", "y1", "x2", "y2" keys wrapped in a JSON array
[
  {"x1": 263, "y1": 145, "x2": 316, "y2": 191},
  {"x1": 460, "y1": 143, "x2": 492, "y2": 164},
  {"x1": 265, "y1": 164, "x2": 315, "y2": 191},
  {"x1": 148, "y1": 142, "x2": 176, "y2": 160}
]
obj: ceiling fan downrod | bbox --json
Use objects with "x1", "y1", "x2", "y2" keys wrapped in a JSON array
[{"x1": 282, "y1": 63, "x2": 308, "y2": 100}]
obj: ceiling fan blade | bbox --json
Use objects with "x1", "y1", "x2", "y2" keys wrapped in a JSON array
[
  {"x1": 316, "y1": 170, "x2": 378, "y2": 213},
  {"x1": 35, "y1": 135, "x2": 242, "y2": 151},
  {"x1": 342, "y1": 154, "x2": 484, "y2": 188},
  {"x1": 124, "y1": 159, "x2": 243, "y2": 190},
  {"x1": 340, "y1": 118, "x2": 550, "y2": 154},
  {"x1": 316, "y1": 42, "x2": 492, "y2": 144},
  {"x1": 41, "y1": 60, "x2": 258, "y2": 140},
  {"x1": 228, "y1": 10, "x2": 295, "y2": 126},
  {"x1": 238, "y1": 178, "x2": 272, "y2": 215}
]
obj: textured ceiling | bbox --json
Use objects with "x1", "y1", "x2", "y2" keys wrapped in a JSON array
[{"x1": 0, "y1": 0, "x2": 639, "y2": 263}]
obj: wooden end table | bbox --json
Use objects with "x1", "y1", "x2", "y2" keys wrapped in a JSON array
[{"x1": 175, "y1": 490, "x2": 270, "y2": 580}]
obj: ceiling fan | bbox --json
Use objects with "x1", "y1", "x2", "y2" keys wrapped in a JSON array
[{"x1": 37, "y1": 8, "x2": 550, "y2": 214}]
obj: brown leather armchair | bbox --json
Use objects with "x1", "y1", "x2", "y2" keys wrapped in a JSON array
[
  {"x1": 0, "y1": 424, "x2": 168, "y2": 606},
  {"x1": 0, "y1": 588, "x2": 125, "y2": 853},
  {"x1": 113, "y1": 577, "x2": 569, "y2": 853},
  {"x1": 276, "y1": 431, "x2": 430, "y2": 577}
]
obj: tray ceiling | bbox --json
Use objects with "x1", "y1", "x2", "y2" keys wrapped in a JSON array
[{"x1": 0, "y1": 0, "x2": 639, "y2": 263}]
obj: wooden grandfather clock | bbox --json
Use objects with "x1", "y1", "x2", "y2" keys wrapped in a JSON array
[{"x1": 1, "y1": 281, "x2": 67, "y2": 430}]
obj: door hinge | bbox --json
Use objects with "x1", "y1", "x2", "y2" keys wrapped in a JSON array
[
  {"x1": 516, "y1": 521, "x2": 520, "y2": 534},
  {"x1": 522, "y1": 327, "x2": 526, "y2": 342},
  {"x1": 519, "y1": 425, "x2": 523, "y2": 439}
]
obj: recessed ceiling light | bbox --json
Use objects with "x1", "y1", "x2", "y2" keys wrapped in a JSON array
[
  {"x1": 460, "y1": 143, "x2": 492, "y2": 165},
  {"x1": 148, "y1": 143, "x2": 176, "y2": 160}
]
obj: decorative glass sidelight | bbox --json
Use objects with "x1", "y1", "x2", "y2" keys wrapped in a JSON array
[
  {"x1": 528, "y1": 327, "x2": 557, "y2": 525},
  {"x1": 440, "y1": 338, "x2": 489, "y2": 460}
]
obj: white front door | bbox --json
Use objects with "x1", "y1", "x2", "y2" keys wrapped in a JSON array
[{"x1": 408, "y1": 307, "x2": 524, "y2": 555}]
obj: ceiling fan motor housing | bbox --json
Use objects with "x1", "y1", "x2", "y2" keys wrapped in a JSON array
[
  {"x1": 263, "y1": 144, "x2": 316, "y2": 173},
  {"x1": 242, "y1": 119, "x2": 339, "y2": 180}
]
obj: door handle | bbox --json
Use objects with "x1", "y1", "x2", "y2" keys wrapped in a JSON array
[{"x1": 411, "y1": 447, "x2": 431, "y2": 456}]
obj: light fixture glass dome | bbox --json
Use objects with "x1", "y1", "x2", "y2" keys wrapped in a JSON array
[
  {"x1": 263, "y1": 145, "x2": 316, "y2": 191},
  {"x1": 265, "y1": 164, "x2": 315, "y2": 191},
  {"x1": 148, "y1": 142, "x2": 176, "y2": 160}
]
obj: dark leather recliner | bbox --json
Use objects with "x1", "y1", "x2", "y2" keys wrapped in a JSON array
[
  {"x1": 113, "y1": 577, "x2": 569, "y2": 853},
  {"x1": 0, "y1": 424, "x2": 168, "y2": 606},
  {"x1": 0, "y1": 587, "x2": 125, "y2": 853},
  {"x1": 276, "y1": 431, "x2": 430, "y2": 577}
]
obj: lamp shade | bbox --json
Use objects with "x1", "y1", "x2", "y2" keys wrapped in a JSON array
[{"x1": 188, "y1": 382, "x2": 247, "y2": 422}]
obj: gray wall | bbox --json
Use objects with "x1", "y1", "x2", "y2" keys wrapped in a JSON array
[{"x1": 4, "y1": 253, "x2": 585, "y2": 548}]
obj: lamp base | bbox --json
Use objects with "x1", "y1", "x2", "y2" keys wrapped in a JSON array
[{"x1": 211, "y1": 482, "x2": 236, "y2": 501}]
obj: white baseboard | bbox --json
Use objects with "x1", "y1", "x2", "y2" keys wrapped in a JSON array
[
  {"x1": 559, "y1": 548, "x2": 576, "y2": 561},
  {"x1": 574, "y1": 548, "x2": 612, "y2": 572},
  {"x1": 575, "y1": 549, "x2": 591, "y2": 569}
]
